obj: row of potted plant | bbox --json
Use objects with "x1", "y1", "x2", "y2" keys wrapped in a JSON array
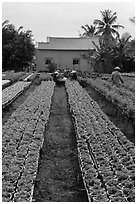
[
  {"x1": 78, "y1": 76, "x2": 134, "y2": 120},
  {"x1": 2, "y1": 81, "x2": 55, "y2": 202},
  {"x1": 73, "y1": 80, "x2": 135, "y2": 167},
  {"x1": 65, "y1": 80, "x2": 135, "y2": 202},
  {"x1": 2, "y1": 72, "x2": 26, "y2": 89},
  {"x1": 73, "y1": 82, "x2": 129, "y2": 201},
  {"x1": 87, "y1": 77, "x2": 134, "y2": 119},
  {"x1": 66, "y1": 80, "x2": 109, "y2": 202},
  {"x1": 2, "y1": 81, "x2": 31, "y2": 108},
  {"x1": 2, "y1": 79, "x2": 11, "y2": 87},
  {"x1": 75, "y1": 81, "x2": 134, "y2": 160},
  {"x1": 2, "y1": 71, "x2": 25, "y2": 82}
]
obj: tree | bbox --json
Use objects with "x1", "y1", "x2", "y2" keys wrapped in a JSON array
[
  {"x1": 112, "y1": 33, "x2": 131, "y2": 69},
  {"x1": 82, "y1": 37, "x2": 114, "y2": 73},
  {"x1": 81, "y1": 24, "x2": 96, "y2": 37},
  {"x1": 2, "y1": 21, "x2": 17, "y2": 71},
  {"x1": 81, "y1": 48, "x2": 97, "y2": 71},
  {"x1": 92, "y1": 39, "x2": 115, "y2": 72},
  {"x1": 107, "y1": 32, "x2": 135, "y2": 72},
  {"x1": 2, "y1": 20, "x2": 35, "y2": 72},
  {"x1": 12, "y1": 29, "x2": 35, "y2": 71},
  {"x1": 93, "y1": 10, "x2": 124, "y2": 47},
  {"x1": 80, "y1": 10, "x2": 135, "y2": 73}
]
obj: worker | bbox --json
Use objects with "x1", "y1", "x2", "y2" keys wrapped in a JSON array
[
  {"x1": 71, "y1": 70, "x2": 77, "y2": 80},
  {"x1": 53, "y1": 70, "x2": 59, "y2": 82},
  {"x1": 111, "y1": 66, "x2": 124, "y2": 86}
]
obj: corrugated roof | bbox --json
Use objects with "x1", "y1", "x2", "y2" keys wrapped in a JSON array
[{"x1": 37, "y1": 36, "x2": 99, "y2": 50}]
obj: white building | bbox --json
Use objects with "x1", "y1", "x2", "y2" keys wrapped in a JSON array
[{"x1": 36, "y1": 36, "x2": 99, "y2": 72}]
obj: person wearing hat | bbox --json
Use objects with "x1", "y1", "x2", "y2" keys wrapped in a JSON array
[
  {"x1": 71, "y1": 70, "x2": 77, "y2": 80},
  {"x1": 111, "y1": 66, "x2": 124, "y2": 86},
  {"x1": 53, "y1": 70, "x2": 59, "y2": 82}
]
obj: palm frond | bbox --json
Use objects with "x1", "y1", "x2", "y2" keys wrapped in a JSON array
[
  {"x1": 92, "y1": 40, "x2": 100, "y2": 51},
  {"x1": 111, "y1": 28, "x2": 120, "y2": 38},
  {"x1": 81, "y1": 25, "x2": 88, "y2": 33},
  {"x1": 101, "y1": 10, "x2": 111, "y2": 24},
  {"x1": 81, "y1": 24, "x2": 96, "y2": 37},
  {"x1": 93, "y1": 19, "x2": 105, "y2": 26},
  {"x1": 112, "y1": 24, "x2": 124, "y2": 29},
  {"x1": 109, "y1": 15, "x2": 117, "y2": 24},
  {"x1": 94, "y1": 28, "x2": 104, "y2": 35}
]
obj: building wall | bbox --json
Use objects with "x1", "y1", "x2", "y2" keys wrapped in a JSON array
[{"x1": 36, "y1": 49, "x2": 91, "y2": 72}]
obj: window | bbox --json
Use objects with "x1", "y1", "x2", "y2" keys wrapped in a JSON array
[
  {"x1": 73, "y1": 58, "x2": 79, "y2": 65},
  {"x1": 45, "y1": 58, "x2": 52, "y2": 65}
]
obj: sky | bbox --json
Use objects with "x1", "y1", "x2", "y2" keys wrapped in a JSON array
[{"x1": 2, "y1": 1, "x2": 135, "y2": 43}]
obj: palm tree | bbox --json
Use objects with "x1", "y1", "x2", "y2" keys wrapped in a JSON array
[
  {"x1": 82, "y1": 38, "x2": 114, "y2": 73},
  {"x1": 112, "y1": 32, "x2": 133, "y2": 70},
  {"x1": 81, "y1": 48, "x2": 97, "y2": 71},
  {"x1": 93, "y1": 10, "x2": 124, "y2": 47},
  {"x1": 81, "y1": 24, "x2": 96, "y2": 37},
  {"x1": 92, "y1": 39, "x2": 115, "y2": 72}
]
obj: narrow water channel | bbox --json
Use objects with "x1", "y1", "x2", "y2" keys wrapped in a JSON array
[{"x1": 32, "y1": 84, "x2": 88, "y2": 202}]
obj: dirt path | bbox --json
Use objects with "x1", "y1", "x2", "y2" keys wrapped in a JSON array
[{"x1": 32, "y1": 84, "x2": 88, "y2": 202}]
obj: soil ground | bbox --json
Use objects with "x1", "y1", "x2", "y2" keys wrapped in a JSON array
[
  {"x1": 79, "y1": 81, "x2": 135, "y2": 144},
  {"x1": 32, "y1": 84, "x2": 88, "y2": 202}
]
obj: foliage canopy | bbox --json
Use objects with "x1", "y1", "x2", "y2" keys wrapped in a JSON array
[
  {"x1": 2, "y1": 20, "x2": 35, "y2": 72},
  {"x1": 81, "y1": 10, "x2": 135, "y2": 73}
]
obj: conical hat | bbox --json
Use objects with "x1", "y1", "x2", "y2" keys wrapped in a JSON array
[
  {"x1": 71, "y1": 70, "x2": 76, "y2": 73},
  {"x1": 114, "y1": 66, "x2": 121, "y2": 70}
]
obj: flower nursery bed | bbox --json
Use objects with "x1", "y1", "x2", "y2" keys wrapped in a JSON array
[
  {"x1": 2, "y1": 80, "x2": 11, "y2": 89},
  {"x1": 2, "y1": 81, "x2": 55, "y2": 202},
  {"x1": 2, "y1": 72, "x2": 38, "y2": 90},
  {"x1": 78, "y1": 79, "x2": 135, "y2": 144},
  {"x1": 77, "y1": 76, "x2": 135, "y2": 124},
  {"x1": 78, "y1": 76, "x2": 134, "y2": 119},
  {"x1": 93, "y1": 76, "x2": 134, "y2": 117},
  {"x1": 2, "y1": 81, "x2": 31, "y2": 109},
  {"x1": 65, "y1": 80, "x2": 135, "y2": 202},
  {"x1": 2, "y1": 72, "x2": 26, "y2": 90},
  {"x1": 2, "y1": 76, "x2": 42, "y2": 126},
  {"x1": 2, "y1": 71, "x2": 26, "y2": 83}
]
